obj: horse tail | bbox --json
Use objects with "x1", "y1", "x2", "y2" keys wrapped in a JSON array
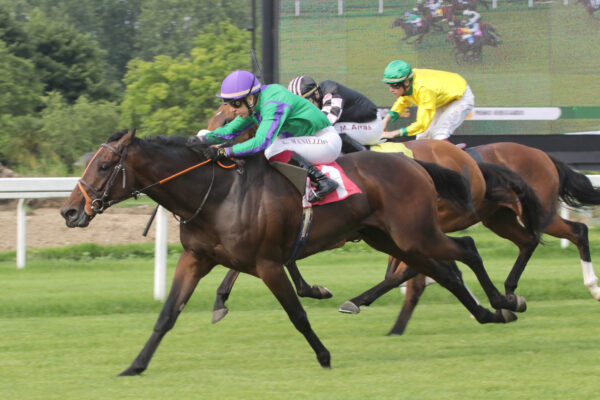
[
  {"x1": 550, "y1": 155, "x2": 600, "y2": 207},
  {"x1": 414, "y1": 159, "x2": 475, "y2": 215},
  {"x1": 478, "y1": 163, "x2": 546, "y2": 241}
]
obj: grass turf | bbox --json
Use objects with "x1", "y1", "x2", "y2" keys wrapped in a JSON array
[{"x1": 1, "y1": 225, "x2": 599, "y2": 399}]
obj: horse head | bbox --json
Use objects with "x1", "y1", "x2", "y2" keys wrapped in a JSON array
[{"x1": 61, "y1": 129, "x2": 137, "y2": 227}]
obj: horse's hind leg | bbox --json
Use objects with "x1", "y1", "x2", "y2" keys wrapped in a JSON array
[
  {"x1": 481, "y1": 210, "x2": 539, "y2": 296},
  {"x1": 258, "y1": 261, "x2": 330, "y2": 367},
  {"x1": 405, "y1": 255, "x2": 517, "y2": 325},
  {"x1": 545, "y1": 216, "x2": 600, "y2": 300},
  {"x1": 212, "y1": 269, "x2": 240, "y2": 324},
  {"x1": 451, "y1": 235, "x2": 527, "y2": 313},
  {"x1": 119, "y1": 250, "x2": 213, "y2": 376},
  {"x1": 388, "y1": 274, "x2": 427, "y2": 335},
  {"x1": 286, "y1": 261, "x2": 333, "y2": 299}
]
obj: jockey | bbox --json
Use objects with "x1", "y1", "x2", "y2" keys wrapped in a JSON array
[
  {"x1": 380, "y1": 60, "x2": 474, "y2": 141},
  {"x1": 426, "y1": 0, "x2": 443, "y2": 16},
  {"x1": 288, "y1": 76, "x2": 383, "y2": 152},
  {"x1": 197, "y1": 70, "x2": 341, "y2": 202},
  {"x1": 460, "y1": 10, "x2": 481, "y2": 44},
  {"x1": 404, "y1": 11, "x2": 422, "y2": 26}
]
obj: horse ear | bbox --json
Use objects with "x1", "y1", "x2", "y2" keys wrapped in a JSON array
[{"x1": 118, "y1": 129, "x2": 136, "y2": 148}]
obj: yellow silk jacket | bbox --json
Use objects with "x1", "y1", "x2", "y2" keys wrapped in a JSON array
[{"x1": 389, "y1": 69, "x2": 467, "y2": 136}]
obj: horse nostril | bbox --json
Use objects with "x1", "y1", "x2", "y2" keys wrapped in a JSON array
[{"x1": 61, "y1": 207, "x2": 77, "y2": 220}]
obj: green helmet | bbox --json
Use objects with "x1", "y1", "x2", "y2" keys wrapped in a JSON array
[{"x1": 381, "y1": 60, "x2": 413, "y2": 84}]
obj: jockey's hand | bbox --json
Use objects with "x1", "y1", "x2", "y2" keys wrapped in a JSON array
[{"x1": 203, "y1": 145, "x2": 229, "y2": 161}]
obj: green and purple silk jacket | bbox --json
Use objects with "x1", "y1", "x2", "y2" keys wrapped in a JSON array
[{"x1": 202, "y1": 84, "x2": 331, "y2": 157}]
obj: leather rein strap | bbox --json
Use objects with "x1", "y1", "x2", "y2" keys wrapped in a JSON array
[{"x1": 77, "y1": 142, "x2": 235, "y2": 223}]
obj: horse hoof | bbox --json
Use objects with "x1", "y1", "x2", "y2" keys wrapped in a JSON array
[
  {"x1": 515, "y1": 295, "x2": 527, "y2": 312},
  {"x1": 212, "y1": 308, "x2": 229, "y2": 324},
  {"x1": 118, "y1": 367, "x2": 144, "y2": 377},
  {"x1": 317, "y1": 351, "x2": 331, "y2": 368},
  {"x1": 589, "y1": 287, "x2": 600, "y2": 301},
  {"x1": 501, "y1": 309, "x2": 518, "y2": 323},
  {"x1": 338, "y1": 301, "x2": 360, "y2": 314},
  {"x1": 315, "y1": 285, "x2": 333, "y2": 299}
]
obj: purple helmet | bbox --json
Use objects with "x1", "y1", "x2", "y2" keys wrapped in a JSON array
[{"x1": 217, "y1": 70, "x2": 262, "y2": 100}]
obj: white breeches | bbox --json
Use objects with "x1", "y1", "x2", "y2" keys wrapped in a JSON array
[
  {"x1": 417, "y1": 85, "x2": 474, "y2": 141},
  {"x1": 333, "y1": 117, "x2": 384, "y2": 145},
  {"x1": 264, "y1": 126, "x2": 342, "y2": 164}
]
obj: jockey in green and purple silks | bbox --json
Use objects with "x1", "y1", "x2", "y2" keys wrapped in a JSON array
[{"x1": 198, "y1": 70, "x2": 342, "y2": 202}]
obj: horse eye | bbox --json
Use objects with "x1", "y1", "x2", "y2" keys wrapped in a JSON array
[{"x1": 99, "y1": 163, "x2": 111, "y2": 172}]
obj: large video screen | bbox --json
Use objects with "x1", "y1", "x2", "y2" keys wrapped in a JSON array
[{"x1": 279, "y1": 0, "x2": 600, "y2": 135}]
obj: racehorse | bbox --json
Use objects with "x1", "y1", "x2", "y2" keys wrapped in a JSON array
[
  {"x1": 447, "y1": 28, "x2": 483, "y2": 63},
  {"x1": 391, "y1": 16, "x2": 433, "y2": 45},
  {"x1": 60, "y1": 130, "x2": 526, "y2": 375},
  {"x1": 342, "y1": 142, "x2": 600, "y2": 335},
  {"x1": 211, "y1": 139, "x2": 545, "y2": 325}
]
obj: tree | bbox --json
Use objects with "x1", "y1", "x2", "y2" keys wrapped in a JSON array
[
  {"x1": 24, "y1": 10, "x2": 119, "y2": 103},
  {"x1": 134, "y1": 0, "x2": 251, "y2": 61},
  {"x1": 120, "y1": 21, "x2": 251, "y2": 137},
  {"x1": 41, "y1": 93, "x2": 121, "y2": 173},
  {"x1": 0, "y1": 40, "x2": 42, "y2": 116}
]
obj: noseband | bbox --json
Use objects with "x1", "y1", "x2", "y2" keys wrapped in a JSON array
[{"x1": 77, "y1": 143, "x2": 130, "y2": 216}]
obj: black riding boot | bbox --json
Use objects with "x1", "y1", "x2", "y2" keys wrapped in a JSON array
[
  {"x1": 339, "y1": 133, "x2": 368, "y2": 153},
  {"x1": 288, "y1": 152, "x2": 338, "y2": 202}
]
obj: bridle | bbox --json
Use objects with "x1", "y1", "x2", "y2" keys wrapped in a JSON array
[
  {"x1": 77, "y1": 138, "x2": 236, "y2": 223},
  {"x1": 77, "y1": 143, "x2": 130, "y2": 216}
]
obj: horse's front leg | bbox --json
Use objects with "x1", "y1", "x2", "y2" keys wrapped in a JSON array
[
  {"x1": 119, "y1": 250, "x2": 214, "y2": 376},
  {"x1": 286, "y1": 261, "x2": 332, "y2": 299},
  {"x1": 211, "y1": 269, "x2": 240, "y2": 324},
  {"x1": 388, "y1": 273, "x2": 427, "y2": 335},
  {"x1": 338, "y1": 261, "x2": 418, "y2": 314},
  {"x1": 258, "y1": 261, "x2": 330, "y2": 368}
]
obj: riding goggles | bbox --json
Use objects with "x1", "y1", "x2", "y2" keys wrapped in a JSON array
[
  {"x1": 224, "y1": 98, "x2": 245, "y2": 108},
  {"x1": 388, "y1": 81, "x2": 406, "y2": 89}
]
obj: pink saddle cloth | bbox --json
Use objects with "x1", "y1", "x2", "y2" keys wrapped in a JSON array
[{"x1": 303, "y1": 161, "x2": 362, "y2": 208}]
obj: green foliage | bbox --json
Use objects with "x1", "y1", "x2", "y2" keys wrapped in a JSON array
[
  {"x1": 0, "y1": 40, "x2": 42, "y2": 116},
  {"x1": 40, "y1": 92, "x2": 121, "y2": 173},
  {"x1": 120, "y1": 21, "x2": 251, "y2": 136},
  {"x1": 24, "y1": 10, "x2": 118, "y2": 103},
  {"x1": 134, "y1": 0, "x2": 251, "y2": 61}
]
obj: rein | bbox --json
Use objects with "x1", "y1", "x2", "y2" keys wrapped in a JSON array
[{"x1": 77, "y1": 141, "x2": 236, "y2": 223}]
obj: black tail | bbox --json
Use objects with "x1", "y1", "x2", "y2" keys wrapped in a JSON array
[
  {"x1": 550, "y1": 155, "x2": 600, "y2": 207},
  {"x1": 478, "y1": 163, "x2": 546, "y2": 241},
  {"x1": 415, "y1": 159, "x2": 475, "y2": 215}
]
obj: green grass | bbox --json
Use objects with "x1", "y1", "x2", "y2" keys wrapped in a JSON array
[{"x1": 1, "y1": 225, "x2": 600, "y2": 399}]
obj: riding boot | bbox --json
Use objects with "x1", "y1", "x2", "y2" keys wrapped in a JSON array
[
  {"x1": 339, "y1": 133, "x2": 368, "y2": 153},
  {"x1": 288, "y1": 152, "x2": 338, "y2": 202}
]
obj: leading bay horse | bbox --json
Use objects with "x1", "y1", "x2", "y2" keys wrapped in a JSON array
[
  {"x1": 61, "y1": 130, "x2": 525, "y2": 375},
  {"x1": 343, "y1": 142, "x2": 600, "y2": 335}
]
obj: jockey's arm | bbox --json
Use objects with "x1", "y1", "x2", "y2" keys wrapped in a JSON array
[
  {"x1": 321, "y1": 93, "x2": 344, "y2": 125},
  {"x1": 199, "y1": 116, "x2": 255, "y2": 145}
]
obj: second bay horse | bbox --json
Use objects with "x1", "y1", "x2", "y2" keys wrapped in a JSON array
[{"x1": 343, "y1": 143, "x2": 600, "y2": 335}]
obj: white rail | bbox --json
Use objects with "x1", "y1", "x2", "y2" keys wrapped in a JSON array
[{"x1": 0, "y1": 177, "x2": 168, "y2": 301}]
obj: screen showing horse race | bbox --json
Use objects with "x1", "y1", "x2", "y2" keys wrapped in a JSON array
[{"x1": 278, "y1": 0, "x2": 600, "y2": 135}]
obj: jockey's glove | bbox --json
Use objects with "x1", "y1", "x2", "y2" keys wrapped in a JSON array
[{"x1": 203, "y1": 145, "x2": 229, "y2": 161}]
